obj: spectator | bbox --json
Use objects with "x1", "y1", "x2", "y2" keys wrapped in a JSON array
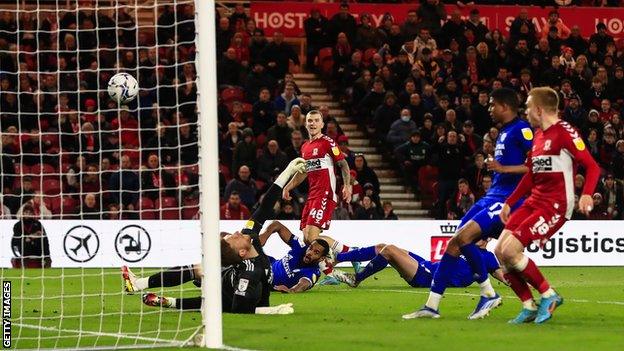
[
  {"x1": 108, "y1": 155, "x2": 140, "y2": 210},
  {"x1": 221, "y1": 122, "x2": 242, "y2": 166},
  {"x1": 261, "y1": 31, "x2": 299, "y2": 80},
  {"x1": 589, "y1": 22, "x2": 614, "y2": 55},
  {"x1": 249, "y1": 29, "x2": 268, "y2": 64},
  {"x1": 509, "y1": 8, "x2": 536, "y2": 44},
  {"x1": 266, "y1": 112, "x2": 293, "y2": 153},
  {"x1": 220, "y1": 191, "x2": 251, "y2": 220},
  {"x1": 382, "y1": 201, "x2": 398, "y2": 220},
  {"x1": 461, "y1": 120, "x2": 483, "y2": 156},
  {"x1": 232, "y1": 127, "x2": 257, "y2": 175},
  {"x1": 257, "y1": 140, "x2": 288, "y2": 184},
  {"x1": 82, "y1": 164, "x2": 101, "y2": 194},
  {"x1": 81, "y1": 193, "x2": 101, "y2": 220},
  {"x1": 298, "y1": 93, "x2": 315, "y2": 116},
  {"x1": 354, "y1": 195, "x2": 380, "y2": 220},
  {"x1": 252, "y1": 88, "x2": 276, "y2": 136},
  {"x1": 273, "y1": 83, "x2": 300, "y2": 115},
  {"x1": 472, "y1": 91, "x2": 492, "y2": 136},
  {"x1": 401, "y1": 9, "x2": 420, "y2": 42},
  {"x1": 440, "y1": 9, "x2": 465, "y2": 49},
  {"x1": 433, "y1": 130, "x2": 465, "y2": 219},
  {"x1": 284, "y1": 130, "x2": 304, "y2": 161},
  {"x1": 354, "y1": 154, "x2": 380, "y2": 195},
  {"x1": 0, "y1": 194, "x2": 11, "y2": 219},
  {"x1": 447, "y1": 178, "x2": 475, "y2": 220},
  {"x1": 358, "y1": 78, "x2": 386, "y2": 125},
  {"x1": 372, "y1": 92, "x2": 400, "y2": 140},
  {"x1": 17, "y1": 192, "x2": 52, "y2": 220},
  {"x1": 463, "y1": 152, "x2": 488, "y2": 195},
  {"x1": 275, "y1": 200, "x2": 298, "y2": 220},
  {"x1": 413, "y1": 47, "x2": 439, "y2": 84},
  {"x1": 110, "y1": 107, "x2": 139, "y2": 148},
  {"x1": 141, "y1": 154, "x2": 176, "y2": 201},
  {"x1": 11, "y1": 204, "x2": 51, "y2": 268},
  {"x1": 395, "y1": 130, "x2": 430, "y2": 194},
  {"x1": 337, "y1": 135, "x2": 355, "y2": 166},
  {"x1": 144, "y1": 123, "x2": 177, "y2": 165},
  {"x1": 582, "y1": 110, "x2": 604, "y2": 139},
  {"x1": 588, "y1": 193, "x2": 610, "y2": 220},
  {"x1": 417, "y1": 0, "x2": 445, "y2": 39},
  {"x1": 287, "y1": 105, "x2": 306, "y2": 136},
  {"x1": 540, "y1": 10, "x2": 570, "y2": 40},
  {"x1": 479, "y1": 174, "x2": 493, "y2": 199},
  {"x1": 354, "y1": 13, "x2": 382, "y2": 51},
  {"x1": 612, "y1": 140, "x2": 624, "y2": 180},
  {"x1": 223, "y1": 165, "x2": 257, "y2": 209},
  {"x1": 217, "y1": 48, "x2": 244, "y2": 87},
  {"x1": 600, "y1": 174, "x2": 623, "y2": 219},
  {"x1": 599, "y1": 99, "x2": 617, "y2": 124},
  {"x1": 329, "y1": 2, "x2": 357, "y2": 45},
  {"x1": 465, "y1": 9, "x2": 488, "y2": 43},
  {"x1": 325, "y1": 120, "x2": 342, "y2": 142},
  {"x1": 6, "y1": 175, "x2": 35, "y2": 214},
  {"x1": 387, "y1": 108, "x2": 418, "y2": 150},
  {"x1": 304, "y1": 8, "x2": 330, "y2": 72},
  {"x1": 246, "y1": 63, "x2": 276, "y2": 104}
]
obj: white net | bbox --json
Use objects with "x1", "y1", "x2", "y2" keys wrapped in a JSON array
[{"x1": 0, "y1": 0, "x2": 206, "y2": 348}]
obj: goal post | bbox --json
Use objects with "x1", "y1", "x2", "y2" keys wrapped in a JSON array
[{"x1": 195, "y1": 0, "x2": 223, "y2": 348}]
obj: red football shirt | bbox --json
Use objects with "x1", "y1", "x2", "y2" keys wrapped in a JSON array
[{"x1": 300, "y1": 135, "x2": 345, "y2": 202}]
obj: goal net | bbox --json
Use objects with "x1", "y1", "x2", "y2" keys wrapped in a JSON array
[{"x1": 0, "y1": 0, "x2": 218, "y2": 348}]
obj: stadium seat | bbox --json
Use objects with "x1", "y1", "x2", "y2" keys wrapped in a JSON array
[
  {"x1": 42, "y1": 179, "x2": 62, "y2": 195},
  {"x1": 61, "y1": 197, "x2": 78, "y2": 215},
  {"x1": 155, "y1": 197, "x2": 179, "y2": 219},
  {"x1": 219, "y1": 163, "x2": 232, "y2": 182},
  {"x1": 182, "y1": 207, "x2": 199, "y2": 219},
  {"x1": 221, "y1": 87, "x2": 245, "y2": 103}
]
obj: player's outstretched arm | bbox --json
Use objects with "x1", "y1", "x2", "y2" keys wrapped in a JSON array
[
  {"x1": 275, "y1": 278, "x2": 313, "y2": 294},
  {"x1": 259, "y1": 220, "x2": 294, "y2": 246},
  {"x1": 283, "y1": 171, "x2": 307, "y2": 200}
]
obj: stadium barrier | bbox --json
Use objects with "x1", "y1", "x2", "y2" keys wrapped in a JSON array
[
  {"x1": 1, "y1": 220, "x2": 622, "y2": 267},
  {"x1": 251, "y1": 2, "x2": 624, "y2": 39}
]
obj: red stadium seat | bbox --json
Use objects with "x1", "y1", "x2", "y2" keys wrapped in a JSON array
[
  {"x1": 155, "y1": 197, "x2": 179, "y2": 220},
  {"x1": 156, "y1": 196, "x2": 177, "y2": 209},
  {"x1": 42, "y1": 179, "x2": 61, "y2": 195},
  {"x1": 221, "y1": 87, "x2": 245, "y2": 103},
  {"x1": 140, "y1": 211, "x2": 156, "y2": 220},
  {"x1": 60, "y1": 197, "x2": 78, "y2": 215},
  {"x1": 183, "y1": 207, "x2": 199, "y2": 219},
  {"x1": 219, "y1": 163, "x2": 232, "y2": 182},
  {"x1": 140, "y1": 197, "x2": 154, "y2": 209},
  {"x1": 46, "y1": 196, "x2": 62, "y2": 214},
  {"x1": 31, "y1": 163, "x2": 57, "y2": 178}
]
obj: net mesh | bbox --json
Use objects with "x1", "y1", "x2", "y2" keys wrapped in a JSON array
[{"x1": 0, "y1": 0, "x2": 205, "y2": 348}]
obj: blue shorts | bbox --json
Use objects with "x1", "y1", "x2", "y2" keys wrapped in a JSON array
[
  {"x1": 407, "y1": 252, "x2": 434, "y2": 288},
  {"x1": 458, "y1": 195, "x2": 523, "y2": 240}
]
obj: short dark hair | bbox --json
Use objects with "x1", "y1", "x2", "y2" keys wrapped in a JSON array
[
  {"x1": 229, "y1": 191, "x2": 240, "y2": 197},
  {"x1": 313, "y1": 239, "x2": 330, "y2": 257},
  {"x1": 221, "y1": 238, "x2": 243, "y2": 266},
  {"x1": 490, "y1": 87, "x2": 519, "y2": 113}
]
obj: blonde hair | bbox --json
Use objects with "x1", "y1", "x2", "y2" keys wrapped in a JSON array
[{"x1": 529, "y1": 87, "x2": 559, "y2": 114}]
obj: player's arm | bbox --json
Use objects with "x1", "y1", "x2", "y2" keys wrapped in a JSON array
[
  {"x1": 566, "y1": 136, "x2": 601, "y2": 215},
  {"x1": 337, "y1": 159, "x2": 352, "y2": 202},
  {"x1": 486, "y1": 157, "x2": 528, "y2": 174},
  {"x1": 283, "y1": 171, "x2": 307, "y2": 201},
  {"x1": 259, "y1": 220, "x2": 294, "y2": 246},
  {"x1": 275, "y1": 277, "x2": 313, "y2": 293}
]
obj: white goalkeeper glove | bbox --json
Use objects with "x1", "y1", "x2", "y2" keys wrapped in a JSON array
[
  {"x1": 286, "y1": 157, "x2": 306, "y2": 175},
  {"x1": 255, "y1": 303, "x2": 294, "y2": 315}
]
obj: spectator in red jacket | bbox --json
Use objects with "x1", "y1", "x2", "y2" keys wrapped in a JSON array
[
  {"x1": 110, "y1": 107, "x2": 139, "y2": 148},
  {"x1": 220, "y1": 191, "x2": 250, "y2": 220}
]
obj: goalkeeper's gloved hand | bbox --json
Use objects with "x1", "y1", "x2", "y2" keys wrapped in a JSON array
[
  {"x1": 286, "y1": 158, "x2": 306, "y2": 175},
  {"x1": 255, "y1": 303, "x2": 294, "y2": 315}
]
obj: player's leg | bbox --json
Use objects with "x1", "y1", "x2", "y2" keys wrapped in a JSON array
[
  {"x1": 417, "y1": 203, "x2": 485, "y2": 315},
  {"x1": 122, "y1": 264, "x2": 198, "y2": 294},
  {"x1": 335, "y1": 244, "x2": 380, "y2": 263},
  {"x1": 142, "y1": 293, "x2": 200, "y2": 310},
  {"x1": 496, "y1": 208, "x2": 565, "y2": 324}
]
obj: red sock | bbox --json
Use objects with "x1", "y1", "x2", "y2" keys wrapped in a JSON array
[
  {"x1": 504, "y1": 271, "x2": 533, "y2": 302},
  {"x1": 341, "y1": 245, "x2": 350, "y2": 253},
  {"x1": 519, "y1": 258, "x2": 550, "y2": 294}
]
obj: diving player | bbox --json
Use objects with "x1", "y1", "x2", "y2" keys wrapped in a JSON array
[
  {"x1": 331, "y1": 242, "x2": 504, "y2": 289},
  {"x1": 128, "y1": 158, "x2": 306, "y2": 314},
  {"x1": 259, "y1": 221, "x2": 330, "y2": 293},
  {"x1": 404, "y1": 88, "x2": 533, "y2": 320}
]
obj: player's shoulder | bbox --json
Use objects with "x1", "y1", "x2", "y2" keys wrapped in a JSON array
[
  {"x1": 556, "y1": 120, "x2": 586, "y2": 150},
  {"x1": 320, "y1": 134, "x2": 337, "y2": 146},
  {"x1": 510, "y1": 119, "x2": 533, "y2": 141}
]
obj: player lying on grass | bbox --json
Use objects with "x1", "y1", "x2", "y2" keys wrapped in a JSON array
[
  {"x1": 330, "y1": 241, "x2": 505, "y2": 291},
  {"x1": 258, "y1": 220, "x2": 333, "y2": 293},
  {"x1": 123, "y1": 158, "x2": 307, "y2": 314},
  {"x1": 405, "y1": 87, "x2": 533, "y2": 320},
  {"x1": 495, "y1": 87, "x2": 599, "y2": 324}
]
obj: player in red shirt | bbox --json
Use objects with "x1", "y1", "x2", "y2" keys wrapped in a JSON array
[
  {"x1": 283, "y1": 110, "x2": 352, "y2": 250},
  {"x1": 496, "y1": 87, "x2": 600, "y2": 324}
]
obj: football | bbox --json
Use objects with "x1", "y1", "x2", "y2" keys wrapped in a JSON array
[{"x1": 107, "y1": 72, "x2": 139, "y2": 104}]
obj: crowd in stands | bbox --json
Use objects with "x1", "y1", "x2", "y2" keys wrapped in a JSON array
[{"x1": 0, "y1": 4, "x2": 200, "y2": 220}]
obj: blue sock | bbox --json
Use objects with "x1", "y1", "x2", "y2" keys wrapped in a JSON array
[
  {"x1": 355, "y1": 254, "x2": 388, "y2": 283},
  {"x1": 459, "y1": 243, "x2": 488, "y2": 284},
  {"x1": 336, "y1": 246, "x2": 376, "y2": 262},
  {"x1": 430, "y1": 253, "x2": 460, "y2": 295}
]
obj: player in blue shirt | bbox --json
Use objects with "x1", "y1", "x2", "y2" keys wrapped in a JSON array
[
  {"x1": 259, "y1": 221, "x2": 329, "y2": 293},
  {"x1": 404, "y1": 88, "x2": 533, "y2": 320},
  {"x1": 331, "y1": 241, "x2": 504, "y2": 290}
]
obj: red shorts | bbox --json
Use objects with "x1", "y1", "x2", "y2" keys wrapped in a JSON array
[
  {"x1": 299, "y1": 196, "x2": 336, "y2": 231},
  {"x1": 504, "y1": 201, "x2": 567, "y2": 247}
]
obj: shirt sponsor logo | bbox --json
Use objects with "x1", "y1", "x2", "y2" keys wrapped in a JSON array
[
  {"x1": 532, "y1": 156, "x2": 553, "y2": 172},
  {"x1": 305, "y1": 159, "x2": 323, "y2": 171}
]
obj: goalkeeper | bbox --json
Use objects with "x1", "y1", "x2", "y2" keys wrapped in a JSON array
[{"x1": 124, "y1": 158, "x2": 306, "y2": 314}]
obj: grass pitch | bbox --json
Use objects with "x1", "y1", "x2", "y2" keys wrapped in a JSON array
[{"x1": 5, "y1": 267, "x2": 624, "y2": 350}]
